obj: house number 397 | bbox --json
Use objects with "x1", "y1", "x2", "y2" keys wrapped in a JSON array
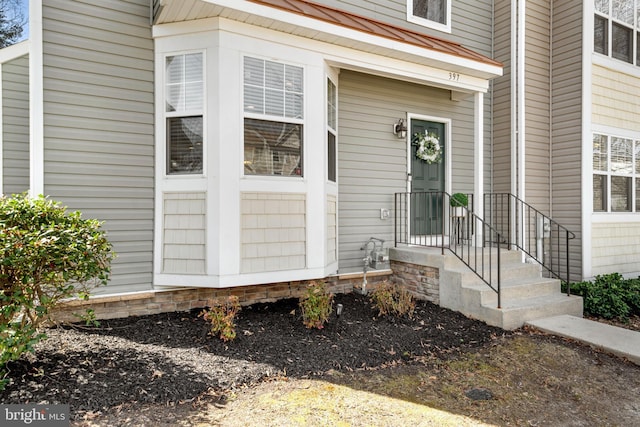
[{"x1": 449, "y1": 72, "x2": 460, "y2": 81}]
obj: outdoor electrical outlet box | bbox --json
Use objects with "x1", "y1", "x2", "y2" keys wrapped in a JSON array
[{"x1": 380, "y1": 209, "x2": 391, "y2": 220}]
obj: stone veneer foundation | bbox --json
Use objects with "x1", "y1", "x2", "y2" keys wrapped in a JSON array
[{"x1": 52, "y1": 270, "x2": 399, "y2": 323}]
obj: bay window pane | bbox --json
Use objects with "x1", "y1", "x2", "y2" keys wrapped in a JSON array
[
  {"x1": 612, "y1": 0, "x2": 633, "y2": 24},
  {"x1": 327, "y1": 79, "x2": 337, "y2": 129},
  {"x1": 265, "y1": 88, "x2": 284, "y2": 116},
  {"x1": 244, "y1": 118, "x2": 302, "y2": 176},
  {"x1": 166, "y1": 53, "x2": 203, "y2": 112},
  {"x1": 265, "y1": 62, "x2": 284, "y2": 89},
  {"x1": 636, "y1": 178, "x2": 640, "y2": 211},
  {"x1": 167, "y1": 116, "x2": 203, "y2": 175},
  {"x1": 610, "y1": 137, "x2": 632, "y2": 173},
  {"x1": 611, "y1": 176, "x2": 631, "y2": 211},
  {"x1": 328, "y1": 132, "x2": 336, "y2": 182},
  {"x1": 612, "y1": 22, "x2": 632, "y2": 63},
  {"x1": 594, "y1": 15, "x2": 608, "y2": 55},
  {"x1": 594, "y1": 0, "x2": 609, "y2": 14},
  {"x1": 593, "y1": 133, "x2": 608, "y2": 171},
  {"x1": 244, "y1": 57, "x2": 264, "y2": 86},
  {"x1": 593, "y1": 175, "x2": 607, "y2": 212},
  {"x1": 285, "y1": 93, "x2": 303, "y2": 119},
  {"x1": 245, "y1": 57, "x2": 303, "y2": 119},
  {"x1": 244, "y1": 86, "x2": 264, "y2": 114},
  {"x1": 635, "y1": 141, "x2": 640, "y2": 173}
]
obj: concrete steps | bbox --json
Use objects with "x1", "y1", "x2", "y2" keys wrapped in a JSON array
[
  {"x1": 454, "y1": 249, "x2": 583, "y2": 330},
  {"x1": 391, "y1": 247, "x2": 583, "y2": 330}
]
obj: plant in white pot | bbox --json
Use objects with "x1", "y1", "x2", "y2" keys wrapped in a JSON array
[{"x1": 450, "y1": 193, "x2": 468, "y2": 217}]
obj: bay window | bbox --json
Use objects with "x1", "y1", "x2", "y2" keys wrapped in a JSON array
[
  {"x1": 165, "y1": 53, "x2": 203, "y2": 175},
  {"x1": 327, "y1": 78, "x2": 337, "y2": 183},
  {"x1": 243, "y1": 56, "x2": 304, "y2": 176}
]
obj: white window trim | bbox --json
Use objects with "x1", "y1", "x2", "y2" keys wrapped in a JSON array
[
  {"x1": 592, "y1": 130, "x2": 640, "y2": 213},
  {"x1": 163, "y1": 50, "x2": 206, "y2": 178},
  {"x1": 326, "y1": 75, "x2": 338, "y2": 184},
  {"x1": 241, "y1": 54, "x2": 306, "y2": 179},
  {"x1": 407, "y1": 0, "x2": 452, "y2": 33},
  {"x1": 593, "y1": 0, "x2": 639, "y2": 66}
]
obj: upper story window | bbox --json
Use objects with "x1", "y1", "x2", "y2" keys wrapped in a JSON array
[
  {"x1": 593, "y1": 132, "x2": 640, "y2": 212},
  {"x1": 594, "y1": 0, "x2": 640, "y2": 66},
  {"x1": 165, "y1": 52, "x2": 204, "y2": 175},
  {"x1": 408, "y1": 0, "x2": 451, "y2": 33},
  {"x1": 243, "y1": 56, "x2": 304, "y2": 177}
]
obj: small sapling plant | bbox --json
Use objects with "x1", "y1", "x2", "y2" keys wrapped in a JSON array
[
  {"x1": 299, "y1": 281, "x2": 334, "y2": 329},
  {"x1": 370, "y1": 281, "x2": 416, "y2": 319},
  {"x1": 201, "y1": 296, "x2": 241, "y2": 342}
]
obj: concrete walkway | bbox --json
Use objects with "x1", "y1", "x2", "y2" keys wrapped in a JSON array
[{"x1": 526, "y1": 315, "x2": 640, "y2": 366}]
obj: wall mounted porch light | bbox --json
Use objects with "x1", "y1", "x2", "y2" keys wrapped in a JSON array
[{"x1": 393, "y1": 118, "x2": 407, "y2": 139}]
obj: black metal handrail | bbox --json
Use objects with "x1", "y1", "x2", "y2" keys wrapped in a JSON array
[
  {"x1": 483, "y1": 193, "x2": 576, "y2": 294},
  {"x1": 394, "y1": 191, "x2": 503, "y2": 308}
]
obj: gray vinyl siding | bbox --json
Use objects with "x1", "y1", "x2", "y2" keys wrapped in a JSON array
[
  {"x1": 2, "y1": 54, "x2": 29, "y2": 196},
  {"x1": 551, "y1": 0, "x2": 583, "y2": 281},
  {"x1": 42, "y1": 0, "x2": 154, "y2": 294},
  {"x1": 337, "y1": 70, "x2": 476, "y2": 272},
  {"x1": 524, "y1": 0, "x2": 551, "y2": 213},
  {"x1": 492, "y1": 0, "x2": 512, "y2": 194}
]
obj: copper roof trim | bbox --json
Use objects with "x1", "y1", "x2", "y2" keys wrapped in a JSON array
[{"x1": 248, "y1": 0, "x2": 502, "y2": 68}]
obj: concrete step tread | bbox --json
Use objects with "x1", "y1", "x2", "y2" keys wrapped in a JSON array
[
  {"x1": 495, "y1": 293, "x2": 581, "y2": 311},
  {"x1": 462, "y1": 275, "x2": 559, "y2": 291}
]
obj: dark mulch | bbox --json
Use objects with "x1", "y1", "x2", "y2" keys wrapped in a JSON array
[{"x1": 1, "y1": 293, "x2": 510, "y2": 420}]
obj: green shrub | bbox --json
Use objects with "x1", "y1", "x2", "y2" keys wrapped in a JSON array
[
  {"x1": 450, "y1": 193, "x2": 468, "y2": 208},
  {"x1": 370, "y1": 281, "x2": 415, "y2": 319},
  {"x1": 299, "y1": 281, "x2": 333, "y2": 329},
  {"x1": 624, "y1": 278, "x2": 640, "y2": 315},
  {"x1": 567, "y1": 273, "x2": 636, "y2": 320},
  {"x1": 201, "y1": 296, "x2": 241, "y2": 342},
  {"x1": 0, "y1": 194, "x2": 114, "y2": 387}
]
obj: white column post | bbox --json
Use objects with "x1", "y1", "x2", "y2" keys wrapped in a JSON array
[
  {"x1": 29, "y1": 0, "x2": 45, "y2": 196},
  {"x1": 474, "y1": 91, "x2": 484, "y2": 247}
]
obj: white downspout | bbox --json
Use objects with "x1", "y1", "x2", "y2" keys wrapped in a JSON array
[
  {"x1": 511, "y1": 0, "x2": 526, "y2": 250},
  {"x1": 517, "y1": 0, "x2": 526, "y2": 202},
  {"x1": 510, "y1": 0, "x2": 517, "y2": 199}
]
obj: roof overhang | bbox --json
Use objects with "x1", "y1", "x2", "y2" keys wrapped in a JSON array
[{"x1": 153, "y1": 0, "x2": 502, "y2": 93}]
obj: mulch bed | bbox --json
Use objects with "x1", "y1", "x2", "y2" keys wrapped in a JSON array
[{"x1": 1, "y1": 293, "x2": 511, "y2": 420}]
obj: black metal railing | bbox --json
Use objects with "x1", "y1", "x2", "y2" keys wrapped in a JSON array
[
  {"x1": 394, "y1": 191, "x2": 503, "y2": 307},
  {"x1": 484, "y1": 193, "x2": 576, "y2": 293}
]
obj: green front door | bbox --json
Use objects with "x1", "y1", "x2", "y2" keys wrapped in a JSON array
[{"x1": 410, "y1": 119, "x2": 445, "y2": 235}]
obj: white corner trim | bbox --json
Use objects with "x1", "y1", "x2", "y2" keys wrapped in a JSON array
[
  {"x1": 581, "y1": 1, "x2": 594, "y2": 279},
  {"x1": 29, "y1": 0, "x2": 44, "y2": 196}
]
